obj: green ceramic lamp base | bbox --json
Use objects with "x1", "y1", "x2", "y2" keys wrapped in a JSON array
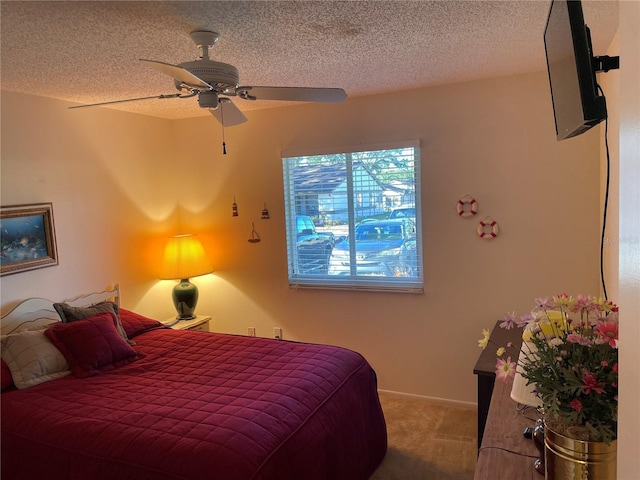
[{"x1": 172, "y1": 278, "x2": 199, "y2": 320}]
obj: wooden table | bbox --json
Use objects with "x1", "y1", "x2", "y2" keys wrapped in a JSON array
[
  {"x1": 473, "y1": 321, "x2": 524, "y2": 448},
  {"x1": 474, "y1": 377, "x2": 542, "y2": 479}
]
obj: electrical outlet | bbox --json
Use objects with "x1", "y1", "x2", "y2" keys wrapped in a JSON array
[
  {"x1": 273, "y1": 327, "x2": 282, "y2": 340},
  {"x1": 248, "y1": 327, "x2": 256, "y2": 337}
]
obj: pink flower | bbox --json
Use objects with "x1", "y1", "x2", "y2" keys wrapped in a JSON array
[
  {"x1": 595, "y1": 321, "x2": 618, "y2": 347},
  {"x1": 571, "y1": 294, "x2": 595, "y2": 313},
  {"x1": 500, "y1": 312, "x2": 517, "y2": 330},
  {"x1": 582, "y1": 373, "x2": 605, "y2": 394},
  {"x1": 495, "y1": 356, "x2": 516, "y2": 383},
  {"x1": 566, "y1": 333, "x2": 593, "y2": 346},
  {"x1": 566, "y1": 333, "x2": 580, "y2": 343},
  {"x1": 533, "y1": 297, "x2": 552, "y2": 311},
  {"x1": 570, "y1": 398, "x2": 583, "y2": 412},
  {"x1": 517, "y1": 313, "x2": 533, "y2": 328}
]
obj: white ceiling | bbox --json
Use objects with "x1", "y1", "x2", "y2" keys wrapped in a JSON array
[{"x1": 0, "y1": 0, "x2": 619, "y2": 120}]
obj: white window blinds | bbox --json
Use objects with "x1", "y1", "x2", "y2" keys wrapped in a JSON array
[{"x1": 282, "y1": 141, "x2": 423, "y2": 292}]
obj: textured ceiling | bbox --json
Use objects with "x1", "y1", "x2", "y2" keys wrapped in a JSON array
[{"x1": 1, "y1": 0, "x2": 619, "y2": 120}]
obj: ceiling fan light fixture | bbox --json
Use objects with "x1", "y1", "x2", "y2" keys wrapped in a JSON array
[{"x1": 198, "y1": 91, "x2": 219, "y2": 109}]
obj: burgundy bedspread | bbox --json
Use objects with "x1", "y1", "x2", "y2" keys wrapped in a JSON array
[{"x1": 1, "y1": 330, "x2": 386, "y2": 480}]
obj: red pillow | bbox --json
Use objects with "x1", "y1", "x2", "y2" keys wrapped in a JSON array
[
  {"x1": 44, "y1": 312, "x2": 142, "y2": 378},
  {"x1": 1, "y1": 359, "x2": 14, "y2": 392},
  {"x1": 118, "y1": 308, "x2": 165, "y2": 339}
]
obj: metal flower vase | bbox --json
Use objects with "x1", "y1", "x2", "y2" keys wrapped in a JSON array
[{"x1": 544, "y1": 426, "x2": 617, "y2": 480}]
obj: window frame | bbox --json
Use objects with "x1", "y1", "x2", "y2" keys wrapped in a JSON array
[{"x1": 282, "y1": 140, "x2": 423, "y2": 293}]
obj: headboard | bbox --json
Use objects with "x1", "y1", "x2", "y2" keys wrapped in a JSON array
[{"x1": 1, "y1": 285, "x2": 120, "y2": 336}]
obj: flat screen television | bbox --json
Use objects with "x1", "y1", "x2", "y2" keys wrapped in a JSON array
[{"x1": 544, "y1": 0, "x2": 606, "y2": 141}]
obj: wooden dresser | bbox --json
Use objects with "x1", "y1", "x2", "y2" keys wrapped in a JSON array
[
  {"x1": 473, "y1": 321, "x2": 523, "y2": 447},
  {"x1": 474, "y1": 377, "x2": 542, "y2": 479},
  {"x1": 473, "y1": 322, "x2": 542, "y2": 480}
]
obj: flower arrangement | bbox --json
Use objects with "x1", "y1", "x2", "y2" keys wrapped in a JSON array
[{"x1": 479, "y1": 293, "x2": 619, "y2": 444}]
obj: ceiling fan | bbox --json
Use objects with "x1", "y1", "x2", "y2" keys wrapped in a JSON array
[{"x1": 69, "y1": 29, "x2": 347, "y2": 126}]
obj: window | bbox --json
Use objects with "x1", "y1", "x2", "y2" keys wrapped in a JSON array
[{"x1": 282, "y1": 141, "x2": 423, "y2": 292}]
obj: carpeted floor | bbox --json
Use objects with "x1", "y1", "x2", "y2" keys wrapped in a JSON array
[{"x1": 370, "y1": 392, "x2": 478, "y2": 480}]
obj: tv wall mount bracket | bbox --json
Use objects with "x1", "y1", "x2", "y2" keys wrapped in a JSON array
[{"x1": 593, "y1": 55, "x2": 620, "y2": 73}]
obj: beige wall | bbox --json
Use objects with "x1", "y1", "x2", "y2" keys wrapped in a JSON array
[
  {"x1": 1, "y1": 93, "x2": 179, "y2": 303},
  {"x1": 602, "y1": 2, "x2": 640, "y2": 477},
  {"x1": 1, "y1": 70, "x2": 601, "y2": 406}
]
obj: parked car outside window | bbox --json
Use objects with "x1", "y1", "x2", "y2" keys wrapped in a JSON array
[
  {"x1": 389, "y1": 204, "x2": 415, "y2": 220},
  {"x1": 328, "y1": 218, "x2": 417, "y2": 277},
  {"x1": 295, "y1": 215, "x2": 334, "y2": 274}
]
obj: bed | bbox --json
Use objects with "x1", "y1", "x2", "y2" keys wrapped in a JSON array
[{"x1": 0, "y1": 286, "x2": 387, "y2": 480}]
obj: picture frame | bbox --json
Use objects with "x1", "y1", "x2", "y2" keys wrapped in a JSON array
[{"x1": 1, "y1": 203, "x2": 59, "y2": 276}]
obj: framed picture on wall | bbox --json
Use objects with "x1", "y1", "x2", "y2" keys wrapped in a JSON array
[{"x1": 1, "y1": 203, "x2": 59, "y2": 276}]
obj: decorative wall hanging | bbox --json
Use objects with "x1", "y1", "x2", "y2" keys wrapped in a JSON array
[
  {"x1": 248, "y1": 222, "x2": 261, "y2": 243},
  {"x1": 261, "y1": 203, "x2": 270, "y2": 220},
  {"x1": 477, "y1": 216, "x2": 499, "y2": 239},
  {"x1": 232, "y1": 197, "x2": 238, "y2": 217},
  {"x1": 1, "y1": 203, "x2": 59, "y2": 276},
  {"x1": 456, "y1": 194, "x2": 478, "y2": 217}
]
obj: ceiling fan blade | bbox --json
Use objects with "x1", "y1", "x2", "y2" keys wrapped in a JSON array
[
  {"x1": 140, "y1": 59, "x2": 212, "y2": 90},
  {"x1": 238, "y1": 86, "x2": 347, "y2": 103},
  {"x1": 68, "y1": 93, "x2": 183, "y2": 109},
  {"x1": 209, "y1": 99, "x2": 247, "y2": 126}
]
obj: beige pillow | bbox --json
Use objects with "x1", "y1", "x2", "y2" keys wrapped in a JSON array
[{"x1": 1, "y1": 329, "x2": 71, "y2": 389}]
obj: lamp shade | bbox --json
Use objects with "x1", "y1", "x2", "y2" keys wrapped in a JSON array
[
  {"x1": 510, "y1": 322, "x2": 543, "y2": 408},
  {"x1": 509, "y1": 316, "x2": 566, "y2": 408},
  {"x1": 510, "y1": 344, "x2": 543, "y2": 408},
  {"x1": 160, "y1": 234, "x2": 213, "y2": 280}
]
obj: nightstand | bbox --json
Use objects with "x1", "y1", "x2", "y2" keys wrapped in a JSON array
[{"x1": 161, "y1": 315, "x2": 211, "y2": 332}]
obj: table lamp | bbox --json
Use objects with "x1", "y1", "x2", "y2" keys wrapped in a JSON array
[
  {"x1": 510, "y1": 343, "x2": 542, "y2": 408},
  {"x1": 510, "y1": 312, "x2": 568, "y2": 409},
  {"x1": 160, "y1": 234, "x2": 213, "y2": 321}
]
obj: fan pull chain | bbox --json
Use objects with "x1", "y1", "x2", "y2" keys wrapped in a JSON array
[{"x1": 220, "y1": 102, "x2": 227, "y2": 155}]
